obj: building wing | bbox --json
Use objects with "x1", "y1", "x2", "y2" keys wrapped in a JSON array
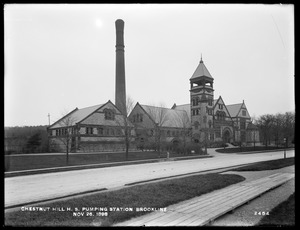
[
  {"x1": 50, "y1": 104, "x2": 104, "y2": 129},
  {"x1": 141, "y1": 104, "x2": 191, "y2": 128},
  {"x1": 226, "y1": 103, "x2": 243, "y2": 118}
]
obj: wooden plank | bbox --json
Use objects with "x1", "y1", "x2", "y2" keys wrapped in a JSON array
[
  {"x1": 143, "y1": 212, "x2": 182, "y2": 226},
  {"x1": 120, "y1": 212, "x2": 164, "y2": 226},
  {"x1": 162, "y1": 213, "x2": 197, "y2": 226},
  {"x1": 146, "y1": 212, "x2": 185, "y2": 226},
  {"x1": 177, "y1": 185, "x2": 250, "y2": 214},
  {"x1": 185, "y1": 185, "x2": 260, "y2": 215}
]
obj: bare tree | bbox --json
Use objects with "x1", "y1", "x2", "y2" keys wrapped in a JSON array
[
  {"x1": 176, "y1": 110, "x2": 191, "y2": 155},
  {"x1": 146, "y1": 103, "x2": 169, "y2": 158},
  {"x1": 116, "y1": 96, "x2": 135, "y2": 160},
  {"x1": 54, "y1": 111, "x2": 77, "y2": 165},
  {"x1": 256, "y1": 114, "x2": 275, "y2": 147}
]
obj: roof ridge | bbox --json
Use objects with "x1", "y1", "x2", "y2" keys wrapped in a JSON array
[
  {"x1": 140, "y1": 104, "x2": 169, "y2": 110},
  {"x1": 78, "y1": 103, "x2": 104, "y2": 110},
  {"x1": 226, "y1": 103, "x2": 243, "y2": 106}
]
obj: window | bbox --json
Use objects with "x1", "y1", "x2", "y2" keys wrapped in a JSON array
[
  {"x1": 242, "y1": 110, "x2": 246, "y2": 116},
  {"x1": 98, "y1": 127, "x2": 103, "y2": 135},
  {"x1": 208, "y1": 120, "x2": 212, "y2": 128},
  {"x1": 219, "y1": 104, "x2": 223, "y2": 110},
  {"x1": 132, "y1": 115, "x2": 136, "y2": 122},
  {"x1": 167, "y1": 130, "x2": 171, "y2": 136},
  {"x1": 207, "y1": 108, "x2": 212, "y2": 115},
  {"x1": 103, "y1": 128, "x2": 108, "y2": 135},
  {"x1": 208, "y1": 100, "x2": 213, "y2": 106},
  {"x1": 86, "y1": 127, "x2": 94, "y2": 135},
  {"x1": 192, "y1": 98, "x2": 198, "y2": 106},
  {"x1": 117, "y1": 128, "x2": 122, "y2": 136},
  {"x1": 133, "y1": 113, "x2": 143, "y2": 122},
  {"x1": 240, "y1": 121, "x2": 246, "y2": 129},
  {"x1": 111, "y1": 128, "x2": 115, "y2": 136},
  {"x1": 104, "y1": 109, "x2": 115, "y2": 120},
  {"x1": 210, "y1": 133, "x2": 214, "y2": 141},
  {"x1": 196, "y1": 109, "x2": 199, "y2": 115},
  {"x1": 56, "y1": 129, "x2": 59, "y2": 136},
  {"x1": 194, "y1": 121, "x2": 199, "y2": 129}
]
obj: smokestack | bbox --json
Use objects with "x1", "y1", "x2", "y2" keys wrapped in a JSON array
[{"x1": 115, "y1": 19, "x2": 126, "y2": 115}]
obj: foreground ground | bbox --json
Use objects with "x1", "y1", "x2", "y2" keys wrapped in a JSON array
[
  {"x1": 5, "y1": 158, "x2": 294, "y2": 226},
  {"x1": 5, "y1": 149, "x2": 294, "y2": 208}
]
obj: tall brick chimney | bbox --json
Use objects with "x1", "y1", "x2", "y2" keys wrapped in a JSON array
[{"x1": 115, "y1": 19, "x2": 126, "y2": 115}]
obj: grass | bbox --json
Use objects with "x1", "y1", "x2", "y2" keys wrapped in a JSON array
[
  {"x1": 5, "y1": 173, "x2": 245, "y2": 227},
  {"x1": 5, "y1": 151, "x2": 205, "y2": 172},
  {"x1": 216, "y1": 146, "x2": 293, "y2": 154},
  {"x1": 257, "y1": 193, "x2": 295, "y2": 226},
  {"x1": 232, "y1": 157, "x2": 294, "y2": 171}
]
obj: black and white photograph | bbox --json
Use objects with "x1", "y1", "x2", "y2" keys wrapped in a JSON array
[{"x1": 4, "y1": 3, "x2": 294, "y2": 227}]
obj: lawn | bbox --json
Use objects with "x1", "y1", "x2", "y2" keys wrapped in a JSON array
[
  {"x1": 5, "y1": 151, "x2": 206, "y2": 172},
  {"x1": 257, "y1": 193, "x2": 295, "y2": 226},
  {"x1": 232, "y1": 157, "x2": 294, "y2": 171},
  {"x1": 5, "y1": 173, "x2": 245, "y2": 227},
  {"x1": 216, "y1": 146, "x2": 293, "y2": 154}
]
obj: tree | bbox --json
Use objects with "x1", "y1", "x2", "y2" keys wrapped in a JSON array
[
  {"x1": 147, "y1": 104, "x2": 169, "y2": 158},
  {"x1": 116, "y1": 96, "x2": 135, "y2": 160},
  {"x1": 256, "y1": 114, "x2": 275, "y2": 147},
  {"x1": 176, "y1": 110, "x2": 191, "y2": 155},
  {"x1": 26, "y1": 132, "x2": 42, "y2": 153},
  {"x1": 282, "y1": 112, "x2": 295, "y2": 146},
  {"x1": 55, "y1": 112, "x2": 77, "y2": 165}
]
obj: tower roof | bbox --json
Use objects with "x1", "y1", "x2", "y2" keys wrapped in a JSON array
[{"x1": 190, "y1": 57, "x2": 213, "y2": 80}]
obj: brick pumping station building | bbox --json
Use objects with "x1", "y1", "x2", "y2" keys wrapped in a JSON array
[{"x1": 47, "y1": 19, "x2": 259, "y2": 153}]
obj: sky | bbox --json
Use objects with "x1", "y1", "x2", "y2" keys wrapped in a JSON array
[{"x1": 4, "y1": 4, "x2": 294, "y2": 127}]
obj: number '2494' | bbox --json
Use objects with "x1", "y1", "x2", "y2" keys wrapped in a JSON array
[{"x1": 254, "y1": 211, "x2": 269, "y2": 215}]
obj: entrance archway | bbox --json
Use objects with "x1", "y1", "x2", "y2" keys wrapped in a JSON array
[{"x1": 223, "y1": 129, "x2": 231, "y2": 143}]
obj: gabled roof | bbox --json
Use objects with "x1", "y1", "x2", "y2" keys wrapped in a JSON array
[
  {"x1": 172, "y1": 103, "x2": 191, "y2": 120},
  {"x1": 226, "y1": 103, "x2": 243, "y2": 118},
  {"x1": 50, "y1": 104, "x2": 105, "y2": 129},
  {"x1": 140, "y1": 104, "x2": 190, "y2": 128},
  {"x1": 190, "y1": 58, "x2": 213, "y2": 80}
]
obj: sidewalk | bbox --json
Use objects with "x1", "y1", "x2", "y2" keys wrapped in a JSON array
[{"x1": 115, "y1": 172, "x2": 294, "y2": 226}]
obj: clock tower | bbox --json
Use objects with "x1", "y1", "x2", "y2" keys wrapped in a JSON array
[{"x1": 189, "y1": 57, "x2": 214, "y2": 143}]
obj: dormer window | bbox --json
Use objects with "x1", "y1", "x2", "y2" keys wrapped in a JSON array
[
  {"x1": 242, "y1": 110, "x2": 246, "y2": 116},
  {"x1": 104, "y1": 109, "x2": 115, "y2": 120}
]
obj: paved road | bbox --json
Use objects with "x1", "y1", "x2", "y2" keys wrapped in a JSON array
[{"x1": 4, "y1": 150, "x2": 294, "y2": 208}]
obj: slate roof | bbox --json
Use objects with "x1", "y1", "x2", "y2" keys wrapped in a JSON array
[
  {"x1": 140, "y1": 104, "x2": 191, "y2": 128},
  {"x1": 50, "y1": 104, "x2": 104, "y2": 128},
  {"x1": 226, "y1": 103, "x2": 243, "y2": 118},
  {"x1": 190, "y1": 59, "x2": 213, "y2": 80},
  {"x1": 172, "y1": 104, "x2": 191, "y2": 120}
]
